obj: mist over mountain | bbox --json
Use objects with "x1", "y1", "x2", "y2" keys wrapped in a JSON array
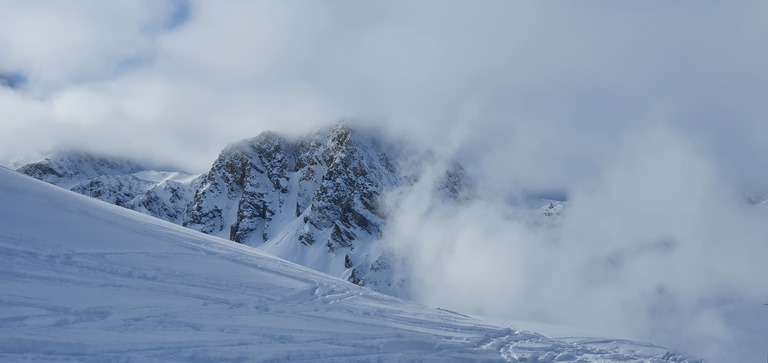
[
  {"x1": 1, "y1": 163, "x2": 713, "y2": 361},
  {"x1": 14, "y1": 120, "x2": 768, "y2": 362},
  {"x1": 15, "y1": 124, "x2": 486, "y2": 296},
  {"x1": 15, "y1": 120, "x2": 768, "y2": 362}
]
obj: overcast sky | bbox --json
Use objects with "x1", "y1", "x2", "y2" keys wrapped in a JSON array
[
  {"x1": 1, "y1": 1, "x2": 767, "y2": 192},
  {"x1": 1, "y1": 2, "x2": 767, "y2": 360}
]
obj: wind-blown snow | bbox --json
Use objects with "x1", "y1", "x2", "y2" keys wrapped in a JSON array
[{"x1": 0, "y1": 167, "x2": 701, "y2": 362}]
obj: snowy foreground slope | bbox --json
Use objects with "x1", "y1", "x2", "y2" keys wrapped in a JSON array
[{"x1": 0, "y1": 168, "x2": 701, "y2": 362}]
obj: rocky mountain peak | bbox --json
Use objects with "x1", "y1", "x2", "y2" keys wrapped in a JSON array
[
  {"x1": 183, "y1": 124, "x2": 471, "y2": 291},
  {"x1": 15, "y1": 124, "x2": 473, "y2": 295}
]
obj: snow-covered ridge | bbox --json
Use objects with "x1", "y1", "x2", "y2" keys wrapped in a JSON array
[
  {"x1": 16, "y1": 149, "x2": 149, "y2": 188},
  {"x1": 16, "y1": 149, "x2": 203, "y2": 224},
  {"x1": 182, "y1": 124, "x2": 475, "y2": 293},
  {"x1": 14, "y1": 125, "x2": 566, "y2": 297},
  {"x1": 14, "y1": 124, "x2": 475, "y2": 294},
  {"x1": 12, "y1": 125, "x2": 566, "y2": 299},
  {"x1": 0, "y1": 167, "x2": 703, "y2": 361}
]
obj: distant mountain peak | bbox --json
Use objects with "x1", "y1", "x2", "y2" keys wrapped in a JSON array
[{"x1": 16, "y1": 149, "x2": 148, "y2": 187}]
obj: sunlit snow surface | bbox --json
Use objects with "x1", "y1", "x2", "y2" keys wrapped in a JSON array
[{"x1": 0, "y1": 168, "x2": 701, "y2": 362}]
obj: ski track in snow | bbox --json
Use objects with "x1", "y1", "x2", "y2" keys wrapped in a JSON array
[{"x1": 0, "y1": 167, "x2": 702, "y2": 362}]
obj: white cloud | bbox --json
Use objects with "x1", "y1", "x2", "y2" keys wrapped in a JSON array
[
  {"x1": 2, "y1": 1, "x2": 767, "y2": 181},
  {"x1": 0, "y1": 0, "x2": 170, "y2": 89},
  {"x1": 381, "y1": 124, "x2": 768, "y2": 362}
]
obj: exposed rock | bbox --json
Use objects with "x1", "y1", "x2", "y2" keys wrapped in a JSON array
[
  {"x1": 183, "y1": 124, "x2": 428, "y2": 287},
  {"x1": 15, "y1": 124, "x2": 471, "y2": 295},
  {"x1": 71, "y1": 175, "x2": 154, "y2": 208}
]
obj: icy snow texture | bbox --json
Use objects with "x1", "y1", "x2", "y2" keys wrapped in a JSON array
[{"x1": 0, "y1": 167, "x2": 702, "y2": 362}]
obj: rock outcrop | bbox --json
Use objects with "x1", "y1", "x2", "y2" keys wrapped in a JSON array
[{"x1": 16, "y1": 124, "x2": 471, "y2": 294}]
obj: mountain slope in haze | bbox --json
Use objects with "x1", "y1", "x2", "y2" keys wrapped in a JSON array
[
  {"x1": 0, "y1": 167, "x2": 703, "y2": 362},
  {"x1": 15, "y1": 150, "x2": 202, "y2": 224},
  {"x1": 16, "y1": 149, "x2": 147, "y2": 188}
]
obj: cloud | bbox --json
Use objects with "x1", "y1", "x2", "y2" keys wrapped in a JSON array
[
  {"x1": 382, "y1": 123, "x2": 768, "y2": 362},
  {"x1": 0, "y1": 0, "x2": 175, "y2": 89},
  {"x1": 1, "y1": 1, "x2": 767, "y2": 182}
]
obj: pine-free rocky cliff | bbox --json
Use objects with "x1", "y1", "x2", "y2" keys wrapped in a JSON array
[{"x1": 14, "y1": 124, "x2": 473, "y2": 294}]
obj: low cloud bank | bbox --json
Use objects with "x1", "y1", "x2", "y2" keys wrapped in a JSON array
[{"x1": 381, "y1": 124, "x2": 768, "y2": 362}]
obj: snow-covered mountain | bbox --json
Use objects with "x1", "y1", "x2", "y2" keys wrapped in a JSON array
[
  {"x1": 183, "y1": 125, "x2": 472, "y2": 292},
  {"x1": 16, "y1": 150, "x2": 147, "y2": 188},
  {"x1": 16, "y1": 150, "x2": 202, "y2": 224},
  {"x1": 0, "y1": 166, "x2": 703, "y2": 362},
  {"x1": 15, "y1": 125, "x2": 473, "y2": 293},
  {"x1": 14, "y1": 125, "x2": 568, "y2": 298}
]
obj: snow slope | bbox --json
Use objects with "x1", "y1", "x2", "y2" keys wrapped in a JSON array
[{"x1": 0, "y1": 167, "x2": 702, "y2": 362}]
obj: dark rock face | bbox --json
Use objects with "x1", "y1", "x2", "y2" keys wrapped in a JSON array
[
  {"x1": 436, "y1": 162, "x2": 474, "y2": 202},
  {"x1": 179, "y1": 124, "x2": 475, "y2": 290},
  {"x1": 16, "y1": 163, "x2": 63, "y2": 181},
  {"x1": 182, "y1": 125, "x2": 434, "y2": 289},
  {"x1": 133, "y1": 180, "x2": 199, "y2": 223},
  {"x1": 71, "y1": 175, "x2": 154, "y2": 208},
  {"x1": 16, "y1": 125, "x2": 472, "y2": 295},
  {"x1": 185, "y1": 131, "x2": 295, "y2": 240}
]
